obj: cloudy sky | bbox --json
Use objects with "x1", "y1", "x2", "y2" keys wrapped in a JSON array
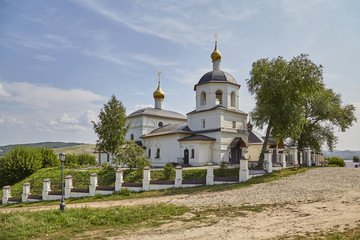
[{"x1": 0, "y1": 0, "x2": 359, "y2": 150}]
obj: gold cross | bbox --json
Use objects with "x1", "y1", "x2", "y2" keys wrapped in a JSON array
[
  {"x1": 157, "y1": 69, "x2": 161, "y2": 84},
  {"x1": 215, "y1": 33, "x2": 218, "y2": 41},
  {"x1": 248, "y1": 111, "x2": 252, "y2": 122}
]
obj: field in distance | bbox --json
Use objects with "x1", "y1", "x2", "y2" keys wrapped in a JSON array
[{"x1": 51, "y1": 144, "x2": 96, "y2": 155}]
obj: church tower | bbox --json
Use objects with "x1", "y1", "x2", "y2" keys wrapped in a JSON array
[{"x1": 153, "y1": 70, "x2": 165, "y2": 109}]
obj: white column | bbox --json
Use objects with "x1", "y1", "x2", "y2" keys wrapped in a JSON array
[
  {"x1": 2, "y1": 186, "x2": 11, "y2": 204},
  {"x1": 299, "y1": 151, "x2": 303, "y2": 165},
  {"x1": 290, "y1": 145, "x2": 298, "y2": 165},
  {"x1": 89, "y1": 173, "x2": 98, "y2": 196},
  {"x1": 42, "y1": 178, "x2": 51, "y2": 201},
  {"x1": 304, "y1": 146, "x2": 311, "y2": 167},
  {"x1": 264, "y1": 150, "x2": 273, "y2": 173},
  {"x1": 22, "y1": 182, "x2": 31, "y2": 202},
  {"x1": 142, "y1": 166, "x2": 151, "y2": 191},
  {"x1": 115, "y1": 168, "x2": 124, "y2": 192},
  {"x1": 65, "y1": 175, "x2": 73, "y2": 199},
  {"x1": 175, "y1": 165, "x2": 183, "y2": 188},
  {"x1": 239, "y1": 159, "x2": 249, "y2": 182},
  {"x1": 278, "y1": 151, "x2": 286, "y2": 168},
  {"x1": 206, "y1": 163, "x2": 214, "y2": 186}
]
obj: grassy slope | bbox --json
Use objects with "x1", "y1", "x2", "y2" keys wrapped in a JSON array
[{"x1": 51, "y1": 144, "x2": 96, "y2": 155}]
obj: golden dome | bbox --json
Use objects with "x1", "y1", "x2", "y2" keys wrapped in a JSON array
[
  {"x1": 211, "y1": 41, "x2": 222, "y2": 62},
  {"x1": 153, "y1": 83, "x2": 165, "y2": 100}
]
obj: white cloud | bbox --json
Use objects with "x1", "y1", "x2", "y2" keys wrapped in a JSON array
[
  {"x1": 79, "y1": 110, "x2": 97, "y2": 126},
  {"x1": 0, "y1": 83, "x2": 11, "y2": 97},
  {"x1": 34, "y1": 54, "x2": 57, "y2": 62},
  {"x1": 84, "y1": 49, "x2": 125, "y2": 66},
  {"x1": 131, "y1": 54, "x2": 177, "y2": 67},
  {"x1": 0, "y1": 114, "x2": 25, "y2": 127}
]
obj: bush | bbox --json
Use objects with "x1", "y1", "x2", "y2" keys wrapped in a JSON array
[
  {"x1": 0, "y1": 146, "x2": 43, "y2": 187},
  {"x1": 77, "y1": 153, "x2": 97, "y2": 165},
  {"x1": 353, "y1": 156, "x2": 360, "y2": 162},
  {"x1": 40, "y1": 148, "x2": 60, "y2": 167},
  {"x1": 163, "y1": 163, "x2": 175, "y2": 180},
  {"x1": 326, "y1": 157, "x2": 345, "y2": 167}
]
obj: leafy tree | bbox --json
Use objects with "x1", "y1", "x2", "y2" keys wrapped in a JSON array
[
  {"x1": 297, "y1": 88, "x2": 356, "y2": 151},
  {"x1": 0, "y1": 146, "x2": 43, "y2": 187},
  {"x1": 114, "y1": 140, "x2": 151, "y2": 170},
  {"x1": 247, "y1": 54, "x2": 324, "y2": 166},
  {"x1": 40, "y1": 148, "x2": 60, "y2": 167},
  {"x1": 163, "y1": 162, "x2": 175, "y2": 180},
  {"x1": 92, "y1": 95, "x2": 129, "y2": 159},
  {"x1": 325, "y1": 157, "x2": 345, "y2": 167},
  {"x1": 353, "y1": 156, "x2": 360, "y2": 162}
]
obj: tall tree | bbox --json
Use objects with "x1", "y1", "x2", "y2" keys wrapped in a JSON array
[
  {"x1": 92, "y1": 95, "x2": 129, "y2": 158},
  {"x1": 297, "y1": 88, "x2": 356, "y2": 151},
  {"x1": 114, "y1": 140, "x2": 151, "y2": 170},
  {"x1": 247, "y1": 54, "x2": 324, "y2": 166}
]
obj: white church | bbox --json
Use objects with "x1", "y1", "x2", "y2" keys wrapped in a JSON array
[{"x1": 125, "y1": 40, "x2": 249, "y2": 167}]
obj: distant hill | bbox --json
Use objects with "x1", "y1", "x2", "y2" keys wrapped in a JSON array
[
  {"x1": 0, "y1": 142, "x2": 85, "y2": 154},
  {"x1": 322, "y1": 150, "x2": 360, "y2": 160}
]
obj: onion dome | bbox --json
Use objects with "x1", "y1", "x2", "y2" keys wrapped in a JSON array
[
  {"x1": 211, "y1": 41, "x2": 222, "y2": 62},
  {"x1": 153, "y1": 83, "x2": 165, "y2": 100}
]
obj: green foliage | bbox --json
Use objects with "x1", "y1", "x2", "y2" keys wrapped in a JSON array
[
  {"x1": 40, "y1": 148, "x2": 60, "y2": 168},
  {"x1": 297, "y1": 88, "x2": 357, "y2": 151},
  {"x1": 102, "y1": 163, "x2": 115, "y2": 170},
  {"x1": 64, "y1": 153, "x2": 97, "y2": 167},
  {"x1": 325, "y1": 157, "x2": 345, "y2": 167},
  {"x1": 353, "y1": 156, "x2": 359, "y2": 162},
  {"x1": 163, "y1": 163, "x2": 175, "y2": 180},
  {"x1": 0, "y1": 146, "x2": 43, "y2": 187},
  {"x1": 0, "y1": 204, "x2": 188, "y2": 240},
  {"x1": 92, "y1": 95, "x2": 129, "y2": 156},
  {"x1": 114, "y1": 140, "x2": 151, "y2": 170}
]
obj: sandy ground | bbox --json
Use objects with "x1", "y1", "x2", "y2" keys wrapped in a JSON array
[{"x1": 2, "y1": 167, "x2": 360, "y2": 239}]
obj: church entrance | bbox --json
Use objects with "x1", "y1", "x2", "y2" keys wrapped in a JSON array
[
  {"x1": 184, "y1": 149, "x2": 189, "y2": 165},
  {"x1": 229, "y1": 137, "x2": 246, "y2": 164}
]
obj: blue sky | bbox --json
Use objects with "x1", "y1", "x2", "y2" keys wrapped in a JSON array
[{"x1": 0, "y1": 0, "x2": 359, "y2": 150}]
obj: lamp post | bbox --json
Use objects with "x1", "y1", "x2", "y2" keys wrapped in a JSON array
[{"x1": 59, "y1": 153, "x2": 66, "y2": 212}]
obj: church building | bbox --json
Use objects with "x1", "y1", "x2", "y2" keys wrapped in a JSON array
[{"x1": 125, "y1": 40, "x2": 249, "y2": 167}]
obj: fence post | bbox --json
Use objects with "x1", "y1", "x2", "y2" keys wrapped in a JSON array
[
  {"x1": 290, "y1": 145, "x2": 298, "y2": 165},
  {"x1": 206, "y1": 163, "x2": 214, "y2": 186},
  {"x1": 142, "y1": 166, "x2": 151, "y2": 191},
  {"x1": 264, "y1": 150, "x2": 273, "y2": 173},
  {"x1": 42, "y1": 178, "x2": 51, "y2": 200},
  {"x1": 22, "y1": 182, "x2": 31, "y2": 202},
  {"x1": 2, "y1": 186, "x2": 11, "y2": 204},
  {"x1": 65, "y1": 175, "x2": 73, "y2": 199},
  {"x1": 175, "y1": 165, "x2": 183, "y2": 188},
  {"x1": 89, "y1": 173, "x2": 98, "y2": 196},
  {"x1": 115, "y1": 168, "x2": 124, "y2": 192},
  {"x1": 299, "y1": 151, "x2": 303, "y2": 166},
  {"x1": 304, "y1": 146, "x2": 311, "y2": 167},
  {"x1": 239, "y1": 158, "x2": 249, "y2": 182}
]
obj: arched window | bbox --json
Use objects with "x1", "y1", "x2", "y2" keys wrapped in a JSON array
[
  {"x1": 130, "y1": 134, "x2": 134, "y2": 140},
  {"x1": 200, "y1": 91, "x2": 206, "y2": 105},
  {"x1": 215, "y1": 90, "x2": 222, "y2": 105},
  {"x1": 148, "y1": 149, "x2": 151, "y2": 158},
  {"x1": 191, "y1": 149, "x2": 195, "y2": 158},
  {"x1": 158, "y1": 121, "x2": 163, "y2": 127},
  {"x1": 231, "y1": 91, "x2": 236, "y2": 107},
  {"x1": 156, "y1": 149, "x2": 160, "y2": 158}
]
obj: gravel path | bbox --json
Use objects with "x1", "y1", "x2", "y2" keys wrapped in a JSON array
[{"x1": 171, "y1": 167, "x2": 360, "y2": 207}]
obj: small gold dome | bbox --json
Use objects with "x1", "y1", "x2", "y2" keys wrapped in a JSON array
[
  {"x1": 211, "y1": 41, "x2": 222, "y2": 62},
  {"x1": 153, "y1": 84, "x2": 165, "y2": 100}
]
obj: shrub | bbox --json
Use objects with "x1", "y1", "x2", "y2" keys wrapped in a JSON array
[
  {"x1": 0, "y1": 146, "x2": 43, "y2": 187},
  {"x1": 325, "y1": 157, "x2": 345, "y2": 167},
  {"x1": 77, "y1": 153, "x2": 97, "y2": 165},
  {"x1": 163, "y1": 163, "x2": 175, "y2": 180},
  {"x1": 64, "y1": 153, "x2": 77, "y2": 167},
  {"x1": 353, "y1": 156, "x2": 360, "y2": 162},
  {"x1": 40, "y1": 148, "x2": 60, "y2": 167}
]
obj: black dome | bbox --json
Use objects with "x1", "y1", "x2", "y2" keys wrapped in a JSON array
[{"x1": 198, "y1": 70, "x2": 237, "y2": 85}]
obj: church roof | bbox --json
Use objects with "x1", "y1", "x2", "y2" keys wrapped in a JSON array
[
  {"x1": 141, "y1": 123, "x2": 193, "y2": 138},
  {"x1": 178, "y1": 134, "x2": 216, "y2": 142},
  {"x1": 194, "y1": 70, "x2": 239, "y2": 90},
  {"x1": 248, "y1": 129, "x2": 277, "y2": 145},
  {"x1": 187, "y1": 105, "x2": 246, "y2": 115},
  {"x1": 127, "y1": 107, "x2": 186, "y2": 120}
]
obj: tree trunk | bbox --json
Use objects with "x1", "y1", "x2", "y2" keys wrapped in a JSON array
[{"x1": 257, "y1": 121, "x2": 272, "y2": 167}]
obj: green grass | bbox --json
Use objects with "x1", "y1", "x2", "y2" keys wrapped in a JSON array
[
  {"x1": 52, "y1": 144, "x2": 96, "y2": 155},
  {"x1": 0, "y1": 204, "x2": 188, "y2": 240},
  {"x1": 0, "y1": 167, "x2": 309, "y2": 208}
]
